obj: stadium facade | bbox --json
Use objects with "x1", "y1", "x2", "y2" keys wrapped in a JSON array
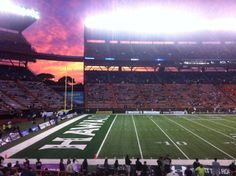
[{"x1": 84, "y1": 27, "x2": 236, "y2": 113}]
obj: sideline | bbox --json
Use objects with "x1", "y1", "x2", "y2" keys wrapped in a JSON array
[
  {"x1": 3, "y1": 158, "x2": 234, "y2": 166},
  {"x1": 0, "y1": 114, "x2": 88, "y2": 158}
]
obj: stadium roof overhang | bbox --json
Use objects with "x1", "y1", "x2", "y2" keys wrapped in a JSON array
[
  {"x1": 0, "y1": 13, "x2": 36, "y2": 32},
  {"x1": 84, "y1": 59, "x2": 236, "y2": 68},
  {"x1": 34, "y1": 53, "x2": 84, "y2": 62},
  {"x1": 0, "y1": 51, "x2": 36, "y2": 62},
  {"x1": 0, "y1": 51, "x2": 84, "y2": 62}
]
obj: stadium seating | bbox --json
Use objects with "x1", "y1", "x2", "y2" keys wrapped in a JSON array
[
  {"x1": 0, "y1": 65, "x2": 65, "y2": 114},
  {"x1": 85, "y1": 71, "x2": 236, "y2": 112},
  {"x1": 0, "y1": 31, "x2": 35, "y2": 54}
]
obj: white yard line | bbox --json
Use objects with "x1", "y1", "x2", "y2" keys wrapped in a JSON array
[
  {"x1": 166, "y1": 117, "x2": 235, "y2": 159},
  {"x1": 208, "y1": 119, "x2": 236, "y2": 130},
  {"x1": 185, "y1": 118, "x2": 236, "y2": 140},
  {"x1": 195, "y1": 115, "x2": 236, "y2": 130},
  {"x1": 96, "y1": 115, "x2": 118, "y2": 158},
  {"x1": 149, "y1": 117, "x2": 190, "y2": 159},
  {"x1": 0, "y1": 114, "x2": 88, "y2": 158},
  {"x1": 132, "y1": 115, "x2": 143, "y2": 159},
  {"x1": 223, "y1": 118, "x2": 236, "y2": 125}
]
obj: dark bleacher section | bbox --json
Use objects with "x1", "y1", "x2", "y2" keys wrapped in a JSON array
[
  {"x1": 0, "y1": 65, "x2": 35, "y2": 81},
  {"x1": 85, "y1": 41, "x2": 236, "y2": 61},
  {"x1": 84, "y1": 71, "x2": 236, "y2": 112},
  {"x1": 0, "y1": 65, "x2": 65, "y2": 114},
  {"x1": 85, "y1": 71, "x2": 236, "y2": 84},
  {"x1": 0, "y1": 31, "x2": 35, "y2": 54}
]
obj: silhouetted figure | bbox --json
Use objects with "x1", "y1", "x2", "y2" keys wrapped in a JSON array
[
  {"x1": 125, "y1": 155, "x2": 132, "y2": 176},
  {"x1": 81, "y1": 159, "x2": 88, "y2": 174},
  {"x1": 59, "y1": 159, "x2": 65, "y2": 172}
]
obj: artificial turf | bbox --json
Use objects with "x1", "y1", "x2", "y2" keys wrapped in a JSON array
[{"x1": 6, "y1": 114, "x2": 236, "y2": 160}]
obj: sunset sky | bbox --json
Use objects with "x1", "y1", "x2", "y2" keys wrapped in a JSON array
[{"x1": 15, "y1": 0, "x2": 236, "y2": 83}]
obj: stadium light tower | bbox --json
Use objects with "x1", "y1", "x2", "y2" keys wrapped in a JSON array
[
  {"x1": 0, "y1": 0, "x2": 40, "y2": 19},
  {"x1": 84, "y1": 7, "x2": 236, "y2": 34}
]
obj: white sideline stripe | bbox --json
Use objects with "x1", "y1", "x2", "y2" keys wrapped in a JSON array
[
  {"x1": 185, "y1": 118, "x2": 236, "y2": 140},
  {"x1": 149, "y1": 117, "x2": 190, "y2": 159},
  {"x1": 132, "y1": 115, "x2": 143, "y2": 159},
  {"x1": 3, "y1": 158, "x2": 235, "y2": 166},
  {"x1": 166, "y1": 117, "x2": 235, "y2": 159},
  {"x1": 0, "y1": 114, "x2": 88, "y2": 157},
  {"x1": 96, "y1": 115, "x2": 118, "y2": 158}
]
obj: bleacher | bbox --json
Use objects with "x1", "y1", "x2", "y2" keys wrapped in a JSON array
[
  {"x1": 0, "y1": 30, "x2": 35, "y2": 54},
  {"x1": 85, "y1": 71, "x2": 236, "y2": 112},
  {"x1": 0, "y1": 65, "x2": 65, "y2": 114}
]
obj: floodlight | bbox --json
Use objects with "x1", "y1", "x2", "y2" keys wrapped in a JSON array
[
  {"x1": 84, "y1": 7, "x2": 236, "y2": 33},
  {"x1": 84, "y1": 7, "x2": 204, "y2": 34},
  {"x1": 0, "y1": 0, "x2": 40, "y2": 19}
]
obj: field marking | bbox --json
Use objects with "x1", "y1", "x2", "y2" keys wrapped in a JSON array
[
  {"x1": 223, "y1": 118, "x2": 236, "y2": 125},
  {"x1": 195, "y1": 115, "x2": 236, "y2": 130},
  {"x1": 96, "y1": 115, "x2": 118, "y2": 158},
  {"x1": 185, "y1": 118, "x2": 236, "y2": 140},
  {"x1": 132, "y1": 115, "x2": 143, "y2": 159},
  {"x1": 208, "y1": 119, "x2": 236, "y2": 130},
  {"x1": 166, "y1": 117, "x2": 235, "y2": 159},
  {"x1": 149, "y1": 117, "x2": 190, "y2": 159},
  {"x1": 0, "y1": 114, "x2": 88, "y2": 158}
]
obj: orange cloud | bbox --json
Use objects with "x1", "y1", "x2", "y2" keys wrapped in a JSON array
[
  {"x1": 19, "y1": 0, "x2": 85, "y2": 82},
  {"x1": 29, "y1": 60, "x2": 84, "y2": 83}
]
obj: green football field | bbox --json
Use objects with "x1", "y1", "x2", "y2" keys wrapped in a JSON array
[{"x1": 5, "y1": 114, "x2": 236, "y2": 160}]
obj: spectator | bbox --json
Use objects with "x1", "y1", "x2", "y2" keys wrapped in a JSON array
[
  {"x1": 195, "y1": 164, "x2": 205, "y2": 176},
  {"x1": 81, "y1": 158, "x2": 88, "y2": 174},
  {"x1": 212, "y1": 158, "x2": 220, "y2": 176},
  {"x1": 229, "y1": 161, "x2": 236, "y2": 176},
  {"x1": 72, "y1": 158, "x2": 80, "y2": 174},
  {"x1": 193, "y1": 158, "x2": 200, "y2": 175},
  {"x1": 0, "y1": 156, "x2": 4, "y2": 167},
  {"x1": 35, "y1": 158, "x2": 42, "y2": 170},
  {"x1": 67, "y1": 158, "x2": 71, "y2": 165},
  {"x1": 104, "y1": 158, "x2": 109, "y2": 175},
  {"x1": 155, "y1": 159, "x2": 163, "y2": 176},
  {"x1": 66, "y1": 160, "x2": 73, "y2": 174},
  {"x1": 164, "y1": 155, "x2": 172, "y2": 174},
  {"x1": 135, "y1": 158, "x2": 142, "y2": 176},
  {"x1": 114, "y1": 159, "x2": 119, "y2": 174},
  {"x1": 184, "y1": 166, "x2": 192, "y2": 176},
  {"x1": 125, "y1": 155, "x2": 132, "y2": 176},
  {"x1": 14, "y1": 160, "x2": 21, "y2": 171},
  {"x1": 21, "y1": 166, "x2": 36, "y2": 176},
  {"x1": 59, "y1": 158, "x2": 65, "y2": 172},
  {"x1": 3, "y1": 162, "x2": 16, "y2": 176},
  {"x1": 142, "y1": 161, "x2": 148, "y2": 176},
  {"x1": 23, "y1": 158, "x2": 30, "y2": 168}
]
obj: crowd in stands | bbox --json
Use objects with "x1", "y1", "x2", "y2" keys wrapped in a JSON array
[
  {"x1": 85, "y1": 71, "x2": 236, "y2": 112},
  {"x1": 0, "y1": 65, "x2": 65, "y2": 114},
  {"x1": 1, "y1": 155, "x2": 236, "y2": 176}
]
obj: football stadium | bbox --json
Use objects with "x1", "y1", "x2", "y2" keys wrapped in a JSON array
[{"x1": 0, "y1": 1, "x2": 236, "y2": 176}]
